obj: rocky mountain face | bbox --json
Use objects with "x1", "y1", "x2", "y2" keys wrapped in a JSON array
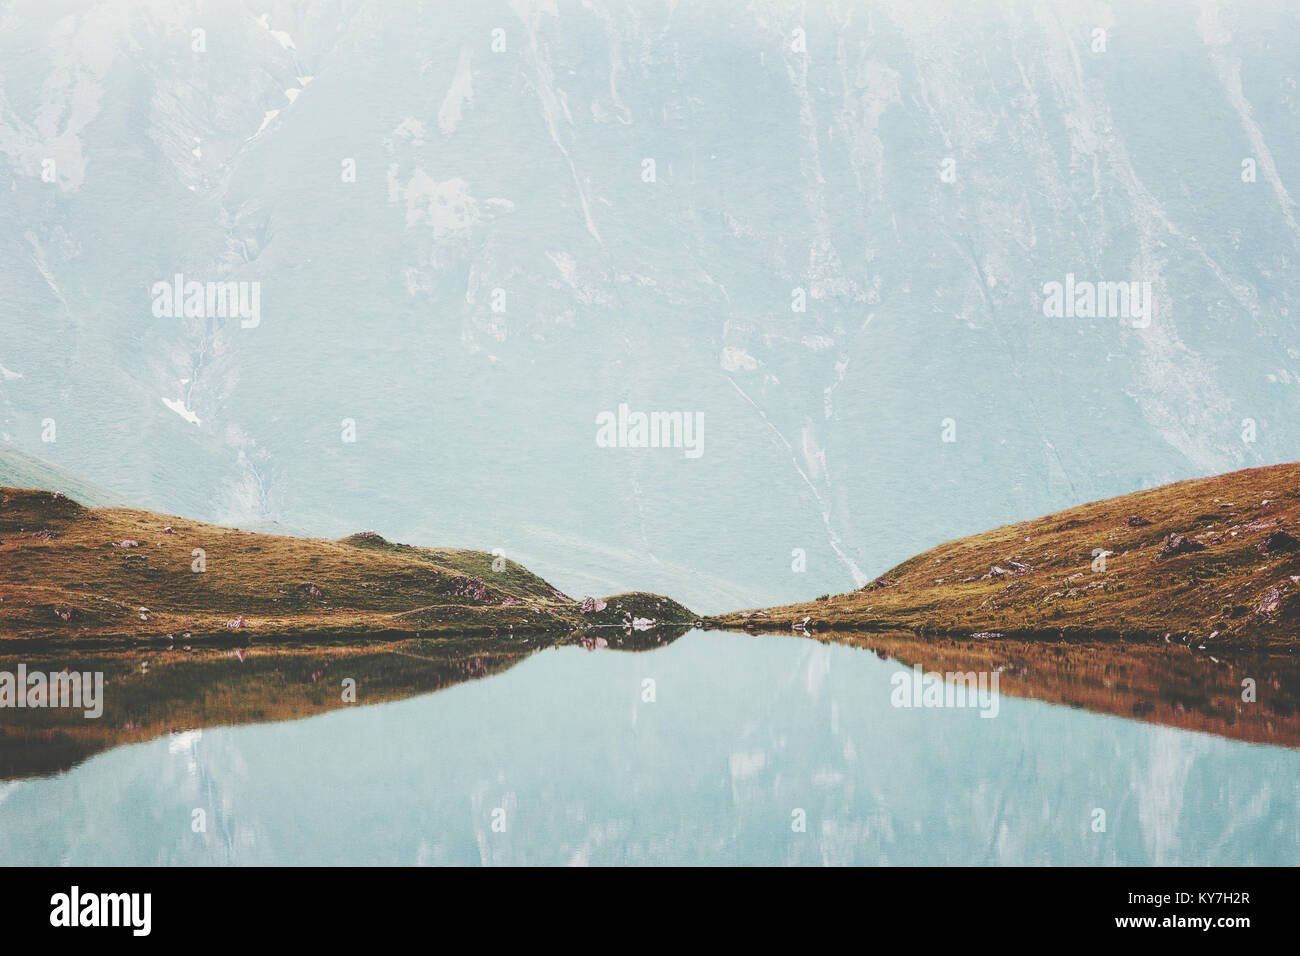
[{"x1": 2, "y1": 0, "x2": 1299, "y2": 613}]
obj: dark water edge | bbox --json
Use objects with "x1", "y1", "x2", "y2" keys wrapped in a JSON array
[
  {"x1": 745, "y1": 628, "x2": 1300, "y2": 750},
  {"x1": 0, "y1": 627, "x2": 689, "y2": 779},
  {"x1": 0, "y1": 625, "x2": 1296, "y2": 781}
]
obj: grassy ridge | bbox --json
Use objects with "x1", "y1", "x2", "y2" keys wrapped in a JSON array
[
  {"x1": 707, "y1": 464, "x2": 1300, "y2": 648},
  {"x1": 0, "y1": 487, "x2": 694, "y2": 643}
]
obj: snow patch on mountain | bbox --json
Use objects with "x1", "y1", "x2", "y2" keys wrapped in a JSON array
[
  {"x1": 438, "y1": 47, "x2": 474, "y2": 134},
  {"x1": 255, "y1": 110, "x2": 280, "y2": 136},
  {"x1": 161, "y1": 398, "x2": 201, "y2": 427},
  {"x1": 721, "y1": 348, "x2": 760, "y2": 372},
  {"x1": 403, "y1": 171, "x2": 479, "y2": 236}
]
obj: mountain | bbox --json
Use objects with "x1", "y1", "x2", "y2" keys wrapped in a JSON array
[
  {"x1": 0, "y1": 440, "x2": 128, "y2": 508},
  {"x1": 708, "y1": 463, "x2": 1300, "y2": 647},
  {"x1": 2, "y1": 1, "x2": 1300, "y2": 613},
  {"x1": 0, "y1": 485, "x2": 693, "y2": 642}
]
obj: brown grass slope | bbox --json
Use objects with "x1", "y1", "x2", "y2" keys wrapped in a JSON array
[
  {"x1": 0, "y1": 488, "x2": 692, "y2": 643},
  {"x1": 708, "y1": 464, "x2": 1300, "y2": 648}
]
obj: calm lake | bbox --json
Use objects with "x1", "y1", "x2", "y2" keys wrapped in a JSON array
[{"x1": 1, "y1": 629, "x2": 1297, "y2": 865}]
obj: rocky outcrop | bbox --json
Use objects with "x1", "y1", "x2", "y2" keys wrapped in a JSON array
[
  {"x1": 1258, "y1": 530, "x2": 1300, "y2": 555},
  {"x1": 1257, "y1": 587, "x2": 1284, "y2": 618},
  {"x1": 1158, "y1": 533, "x2": 1205, "y2": 557}
]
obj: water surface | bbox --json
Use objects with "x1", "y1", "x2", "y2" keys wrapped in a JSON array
[{"x1": 0, "y1": 630, "x2": 1296, "y2": 865}]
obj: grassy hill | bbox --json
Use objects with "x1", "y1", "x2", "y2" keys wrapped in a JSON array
[
  {"x1": 0, "y1": 487, "x2": 693, "y2": 644},
  {"x1": 707, "y1": 464, "x2": 1300, "y2": 648}
]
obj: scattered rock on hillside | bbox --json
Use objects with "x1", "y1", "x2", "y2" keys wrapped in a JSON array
[
  {"x1": 1257, "y1": 587, "x2": 1284, "y2": 618},
  {"x1": 1158, "y1": 533, "x2": 1205, "y2": 557},
  {"x1": 450, "y1": 576, "x2": 488, "y2": 601},
  {"x1": 1126, "y1": 515, "x2": 1152, "y2": 527},
  {"x1": 1258, "y1": 530, "x2": 1300, "y2": 555},
  {"x1": 579, "y1": 596, "x2": 607, "y2": 614}
]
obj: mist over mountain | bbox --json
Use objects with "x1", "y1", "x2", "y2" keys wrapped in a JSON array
[{"x1": 2, "y1": 0, "x2": 1299, "y2": 613}]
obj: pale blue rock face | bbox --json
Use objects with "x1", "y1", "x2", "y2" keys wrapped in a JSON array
[{"x1": 1, "y1": 0, "x2": 1299, "y2": 613}]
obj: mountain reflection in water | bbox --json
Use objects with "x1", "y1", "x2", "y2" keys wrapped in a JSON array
[{"x1": 0, "y1": 628, "x2": 1297, "y2": 866}]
